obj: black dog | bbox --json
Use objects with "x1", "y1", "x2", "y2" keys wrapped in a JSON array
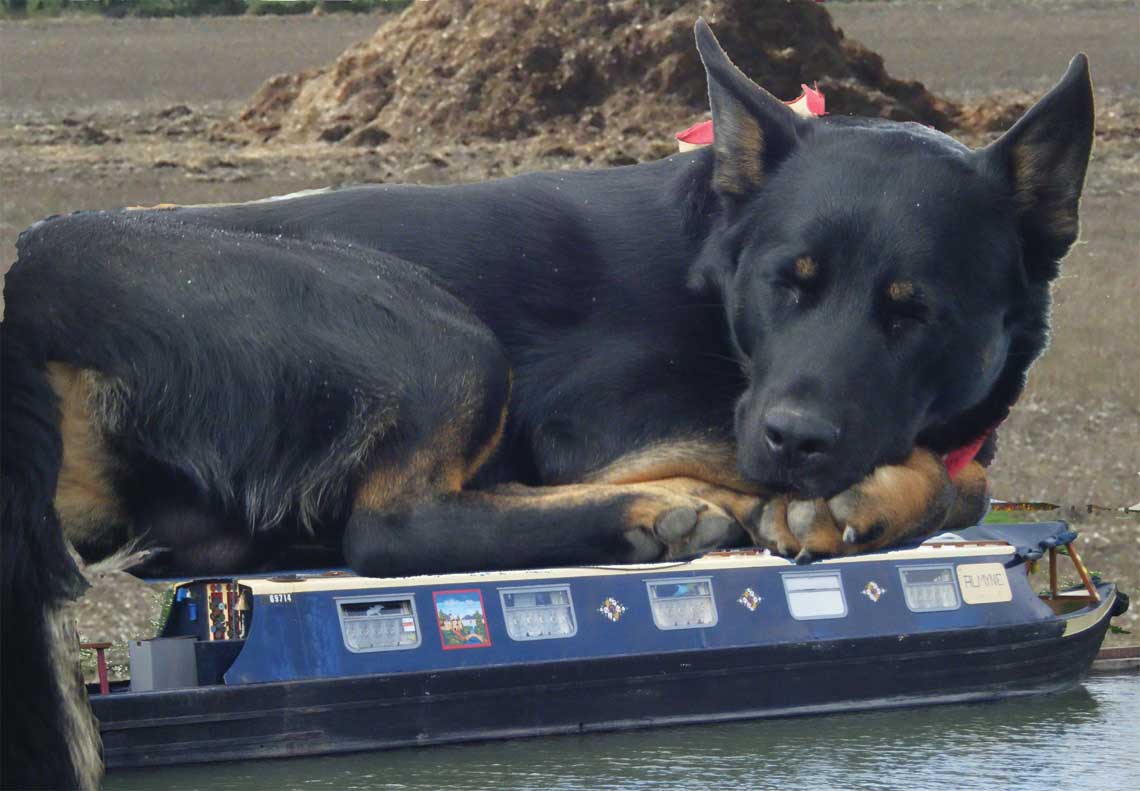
[{"x1": 1, "y1": 21, "x2": 1092, "y2": 788}]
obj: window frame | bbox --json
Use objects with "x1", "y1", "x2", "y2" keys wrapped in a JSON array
[
  {"x1": 897, "y1": 564, "x2": 962, "y2": 613},
  {"x1": 644, "y1": 576, "x2": 719, "y2": 631},
  {"x1": 781, "y1": 570, "x2": 848, "y2": 621},
  {"x1": 335, "y1": 592, "x2": 422, "y2": 654},
  {"x1": 497, "y1": 584, "x2": 578, "y2": 641}
]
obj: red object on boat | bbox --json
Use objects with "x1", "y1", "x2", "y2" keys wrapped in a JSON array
[
  {"x1": 676, "y1": 84, "x2": 826, "y2": 150},
  {"x1": 676, "y1": 119, "x2": 715, "y2": 148},
  {"x1": 791, "y1": 84, "x2": 826, "y2": 117}
]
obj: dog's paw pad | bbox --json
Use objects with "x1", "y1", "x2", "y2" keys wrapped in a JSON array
[
  {"x1": 624, "y1": 527, "x2": 667, "y2": 563},
  {"x1": 690, "y1": 513, "x2": 738, "y2": 552},
  {"x1": 787, "y1": 500, "x2": 819, "y2": 534},
  {"x1": 654, "y1": 506, "x2": 701, "y2": 543}
]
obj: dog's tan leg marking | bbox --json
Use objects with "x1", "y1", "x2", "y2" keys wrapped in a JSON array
[
  {"x1": 943, "y1": 460, "x2": 991, "y2": 530},
  {"x1": 584, "y1": 440, "x2": 769, "y2": 547},
  {"x1": 354, "y1": 440, "x2": 757, "y2": 563},
  {"x1": 46, "y1": 363, "x2": 126, "y2": 547},
  {"x1": 585, "y1": 439, "x2": 754, "y2": 490},
  {"x1": 462, "y1": 372, "x2": 511, "y2": 482},
  {"x1": 764, "y1": 449, "x2": 957, "y2": 562},
  {"x1": 354, "y1": 370, "x2": 510, "y2": 513},
  {"x1": 353, "y1": 443, "x2": 467, "y2": 512},
  {"x1": 426, "y1": 476, "x2": 751, "y2": 562},
  {"x1": 826, "y1": 448, "x2": 955, "y2": 548}
]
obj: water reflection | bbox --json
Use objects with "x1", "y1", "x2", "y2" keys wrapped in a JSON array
[{"x1": 107, "y1": 675, "x2": 1139, "y2": 791}]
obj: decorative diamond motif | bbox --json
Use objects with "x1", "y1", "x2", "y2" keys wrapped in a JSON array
[
  {"x1": 598, "y1": 597, "x2": 627, "y2": 622},
  {"x1": 737, "y1": 588, "x2": 762, "y2": 612},
  {"x1": 862, "y1": 581, "x2": 886, "y2": 603}
]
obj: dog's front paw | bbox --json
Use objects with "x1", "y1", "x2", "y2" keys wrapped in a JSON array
[
  {"x1": 748, "y1": 496, "x2": 843, "y2": 564},
  {"x1": 621, "y1": 483, "x2": 751, "y2": 562},
  {"x1": 754, "y1": 449, "x2": 956, "y2": 563},
  {"x1": 826, "y1": 448, "x2": 954, "y2": 552}
]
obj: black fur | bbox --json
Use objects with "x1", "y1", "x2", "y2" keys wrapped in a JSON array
[
  {"x1": 0, "y1": 21, "x2": 1093, "y2": 786},
  {"x1": 1, "y1": 331, "x2": 95, "y2": 789}
]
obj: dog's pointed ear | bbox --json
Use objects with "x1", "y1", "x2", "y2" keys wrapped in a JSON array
[
  {"x1": 695, "y1": 18, "x2": 799, "y2": 200},
  {"x1": 980, "y1": 54, "x2": 1094, "y2": 279}
]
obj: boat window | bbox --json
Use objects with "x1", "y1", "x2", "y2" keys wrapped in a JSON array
[
  {"x1": 646, "y1": 578, "x2": 718, "y2": 629},
  {"x1": 498, "y1": 585, "x2": 577, "y2": 640},
  {"x1": 899, "y1": 565, "x2": 961, "y2": 612},
  {"x1": 782, "y1": 571, "x2": 847, "y2": 620},
  {"x1": 336, "y1": 594, "x2": 421, "y2": 653}
]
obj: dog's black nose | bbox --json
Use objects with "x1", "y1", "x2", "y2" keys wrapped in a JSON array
[{"x1": 763, "y1": 407, "x2": 840, "y2": 467}]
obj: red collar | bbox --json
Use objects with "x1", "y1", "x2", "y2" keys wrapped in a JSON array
[{"x1": 943, "y1": 426, "x2": 996, "y2": 479}]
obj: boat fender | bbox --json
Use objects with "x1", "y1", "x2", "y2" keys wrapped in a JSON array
[{"x1": 1111, "y1": 590, "x2": 1130, "y2": 617}]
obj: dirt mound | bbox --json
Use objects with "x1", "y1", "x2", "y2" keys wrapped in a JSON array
[{"x1": 225, "y1": 0, "x2": 958, "y2": 148}]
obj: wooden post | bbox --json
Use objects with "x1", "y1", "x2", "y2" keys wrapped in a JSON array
[
  {"x1": 1065, "y1": 542, "x2": 1101, "y2": 602},
  {"x1": 80, "y1": 642, "x2": 113, "y2": 695},
  {"x1": 1049, "y1": 547, "x2": 1058, "y2": 599}
]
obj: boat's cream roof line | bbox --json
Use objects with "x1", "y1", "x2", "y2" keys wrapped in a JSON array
[{"x1": 238, "y1": 543, "x2": 1015, "y2": 595}]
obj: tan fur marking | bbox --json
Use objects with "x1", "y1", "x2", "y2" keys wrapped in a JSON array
[
  {"x1": 47, "y1": 363, "x2": 126, "y2": 545},
  {"x1": 849, "y1": 449, "x2": 947, "y2": 531},
  {"x1": 617, "y1": 477, "x2": 759, "y2": 526},
  {"x1": 887, "y1": 280, "x2": 915, "y2": 302},
  {"x1": 1011, "y1": 144, "x2": 1080, "y2": 239},
  {"x1": 945, "y1": 460, "x2": 990, "y2": 529},
  {"x1": 463, "y1": 371, "x2": 512, "y2": 483},
  {"x1": 794, "y1": 499, "x2": 844, "y2": 556},
  {"x1": 714, "y1": 114, "x2": 764, "y2": 195},
  {"x1": 752, "y1": 496, "x2": 798, "y2": 554},
  {"x1": 353, "y1": 447, "x2": 466, "y2": 512},
  {"x1": 794, "y1": 256, "x2": 818, "y2": 281},
  {"x1": 354, "y1": 368, "x2": 508, "y2": 511},
  {"x1": 464, "y1": 400, "x2": 507, "y2": 483},
  {"x1": 585, "y1": 439, "x2": 760, "y2": 494},
  {"x1": 480, "y1": 477, "x2": 747, "y2": 535}
]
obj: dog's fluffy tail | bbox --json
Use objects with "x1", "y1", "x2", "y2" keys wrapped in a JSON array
[{"x1": 1, "y1": 326, "x2": 103, "y2": 789}]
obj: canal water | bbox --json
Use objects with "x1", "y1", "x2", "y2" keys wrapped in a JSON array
[{"x1": 107, "y1": 673, "x2": 1138, "y2": 791}]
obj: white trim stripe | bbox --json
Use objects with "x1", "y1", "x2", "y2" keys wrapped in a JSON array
[{"x1": 239, "y1": 544, "x2": 1014, "y2": 596}]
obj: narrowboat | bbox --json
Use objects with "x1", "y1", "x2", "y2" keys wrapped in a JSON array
[{"x1": 90, "y1": 521, "x2": 1128, "y2": 770}]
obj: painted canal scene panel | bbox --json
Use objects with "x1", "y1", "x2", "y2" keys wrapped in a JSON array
[{"x1": 433, "y1": 589, "x2": 492, "y2": 650}]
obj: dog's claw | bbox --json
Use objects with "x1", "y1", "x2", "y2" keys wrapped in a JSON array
[{"x1": 842, "y1": 525, "x2": 857, "y2": 544}]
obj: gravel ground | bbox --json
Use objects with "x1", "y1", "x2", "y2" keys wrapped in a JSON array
[{"x1": 0, "y1": 1, "x2": 1135, "y2": 675}]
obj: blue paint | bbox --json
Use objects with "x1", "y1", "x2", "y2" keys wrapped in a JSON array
[{"x1": 221, "y1": 549, "x2": 1053, "y2": 685}]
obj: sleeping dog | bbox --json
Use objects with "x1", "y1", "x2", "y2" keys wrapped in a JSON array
[{"x1": 1, "y1": 21, "x2": 1092, "y2": 788}]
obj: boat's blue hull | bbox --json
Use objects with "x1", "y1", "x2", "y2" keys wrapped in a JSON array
[{"x1": 93, "y1": 579, "x2": 1118, "y2": 769}]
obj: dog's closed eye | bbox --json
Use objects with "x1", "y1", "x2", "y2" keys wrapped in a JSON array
[{"x1": 883, "y1": 296, "x2": 929, "y2": 337}]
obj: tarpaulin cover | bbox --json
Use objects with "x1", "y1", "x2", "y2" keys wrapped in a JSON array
[{"x1": 928, "y1": 521, "x2": 1077, "y2": 560}]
